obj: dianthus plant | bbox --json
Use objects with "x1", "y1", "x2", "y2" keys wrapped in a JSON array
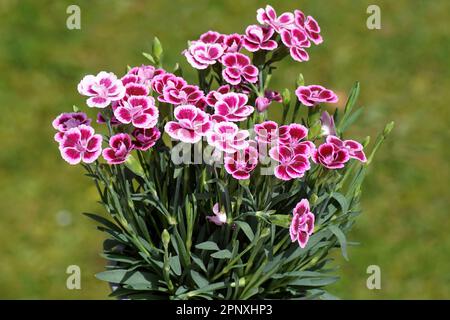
[{"x1": 53, "y1": 5, "x2": 393, "y2": 299}]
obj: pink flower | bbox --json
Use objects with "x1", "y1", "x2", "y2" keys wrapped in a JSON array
[
  {"x1": 254, "y1": 121, "x2": 279, "y2": 145},
  {"x1": 290, "y1": 199, "x2": 315, "y2": 248},
  {"x1": 58, "y1": 125, "x2": 102, "y2": 165},
  {"x1": 320, "y1": 111, "x2": 336, "y2": 136},
  {"x1": 279, "y1": 124, "x2": 315, "y2": 156},
  {"x1": 294, "y1": 10, "x2": 323, "y2": 45},
  {"x1": 151, "y1": 73, "x2": 186, "y2": 95},
  {"x1": 221, "y1": 53, "x2": 258, "y2": 85},
  {"x1": 131, "y1": 127, "x2": 161, "y2": 151},
  {"x1": 214, "y1": 92, "x2": 254, "y2": 122},
  {"x1": 206, "y1": 203, "x2": 227, "y2": 226},
  {"x1": 127, "y1": 65, "x2": 162, "y2": 87},
  {"x1": 162, "y1": 83, "x2": 204, "y2": 106},
  {"x1": 114, "y1": 96, "x2": 159, "y2": 128},
  {"x1": 280, "y1": 28, "x2": 311, "y2": 62},
  {"x1": 52, "y1": 112, "x2": 91, "y2": 143},
  {"x1": 326, "y1": 135, "x2": 367, "y2": 163},
  {"x1": 224, "y1": 145, "x2": 258, "y2": 180},
  {"x1": 295, "y1": 85, "x2": 339, "y2": 106},
  {"x1": 312, "y1": 142, "x2": 350, "y2": 169},
  {"x1": 223, "y1": 33, "x2": 243, "y2": 53},
  {"x1": 77, "y1": 71, "x2": 125, "y2": 108},
  {"x1": 164, "y1": 105, "x2": 213, "y2": 143},
  {"x1": 184, "y1": 42, "x2": 225, "y2": 70},
  {"x1": 102, "y1": 133, "x2": 133, "y2": 165},
  {"x1": 207, "y1": 122, "x2": 249, "y2": 154},
  {"x1": 255, "y1": 90, "x2": 282, "y2": 112},
  {"x1": 206, "y1": 85, "x2": 231, "y2": 107},
  {"x1": 243, "y1": 25, "x2": 278, "y2": 52},
  {"x1": 199, "y1": 31, "x2": 225, "y2": 44},
  {"x1": 256, "y1": 5, "x2": 294, "y2": 33},
  {"x1": 121, "y1": 74, "x2": 150, "y2": 100},
  {"x1": 269, "y1": 146, "x2": 311, "y2": 181}
]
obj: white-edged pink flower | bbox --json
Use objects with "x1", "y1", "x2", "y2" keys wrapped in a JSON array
[
  {"x1": 294, "y1": 10, "x2": 323, "y2": 45},
  {"x1": 131, "y1": 127, "x2": 161, "y2": 151},
  {"x1": 254, "y1": 121, "x2": 279, "y2": 145},
  {"x1": 223, "y1": 33, "x2": 243, "y2": 53},
  {"x1": 224, "y1": 145, "x2": 258, "y2": 180},
  {"x1": 320, "y1": 111, "x2": 336, "y2": 136},
  {"x1": 184, "y1": 42, "x2": 225, "y2": 70},
  {"x1": 312, "y1": 142, "x2": 350, "y2": 169},
  {"x1": 199, "y1": 31, "x2": 225, "y2": 44},
  {"x1": 52, "y1": 112, "x2": 91, "y2": 143},
  {"x1": 279, "y1": 124, "x2": 315, "y2": 156},
  {"x1": 164, "y1": 105, "x2": 213, "y2": 143},
  {"x1": 281, "y1": 28, "x2": 311, "y2": 62},
  {"x1": 221, "y1": 53, "x2": 258, "y2": 85},
  {"x1": 256, "y1": 5, "x2": 294, "y2": 33},
  {"x1": 58, "y1": 125, "x2": 102, "y2": 165},
  {"x1": 114, "y1": 96, "x2": 159, "y2": 128},
  {"x1": 207, "y1": 122, "x2": 249, "y2": 154},
  {"x1": 295, "y1": 85, "x2": 339, "y2": 106},
  {"x1": 214, "y1": 92, "x2": 254, "y2": 122},
  {"x1": 206, "y1": 85, "x2": 231, "y2": 107},
  {"x1": 151, "y1": 73, "x2": 186, "y2": 95},
  {"x1": 255, "y1": 90, "x2": 282, "y2": 112},
  {"x1": 102, "y1": 133, "x2": 133, "y2": 165},
  {"x1": 206, "y1": 203, "x2": 227, "y2": 226},
  {"x1": 243, "y1": 25, "x2": 278, "y2": 52},
  {"x1": 77, "y1": 71, "x2": 125, "y2": 108},
  {"x1": 121, "y1": 74, "x2": 150, "y2": 101},
  {"x1": 162, "y1": 83, "x2": 204, "y2": 106},
  {"x1": 326, "y1": 135, "x2": 367, "y2": 163},
  {"x1": 269, "y1": 145, "x2": 311, "y2": 181},
  {"x1": 290, "y1": 199, "x2": 315, "y2": 248},
  {"x1": 127, "y1": 65, "x2": 163, "y2": 87}
]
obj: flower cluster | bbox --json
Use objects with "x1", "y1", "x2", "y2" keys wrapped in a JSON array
[{"x1": 52, "y1": 5, "x2": 370, "y2": 251}]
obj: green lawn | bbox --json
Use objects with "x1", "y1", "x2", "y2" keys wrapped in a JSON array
[{"x1": 0, "y1": 0, "x2": 448, "y2": 299}]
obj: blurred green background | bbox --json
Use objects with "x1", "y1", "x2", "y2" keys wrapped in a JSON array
[{"x1": 0, "y1": 0, "x2": 449, "y2": 299}]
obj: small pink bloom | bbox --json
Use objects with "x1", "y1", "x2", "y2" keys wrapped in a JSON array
[
  {"x1": 255, "y1": 90, "x2": 282, "y2": 112},
  {"x1": 207, "y1": 122, "x2": 249, "y2": 154},
  {"x1": 326, "y1": 135, "x2": 367, "y2": 163},
  {"x1": 162, "y1": 83, "x2": 204, "y2": 106},
  {"x1": 164, "y1": 105, "x2": 213, "y2": 143},
  {"x1": 279, "y1": 124, "x2": 315, "y2": 156},
  {"x1": 120, "y1": 74, "x2": 150, "y2": 102},
  {"x1": 243, "y1": 25, "x2": 278, "y2": 52},
  {"x1": 199, "y1": 31, "x2": 225, "y2": 44},
  {"x1": 294, "y1": 10, "x2": 323, "y2": 45},
  {"x1": 320, "y1": 111, "x2": 336, "y2": 136},
  {"x1": 206, "y1": 203, "x2": 227, "y2": 226},
  {"x1": 280, "y1": 28, "x2": 311, "y2": 62},
  {"x1": 114, "y1": 96, "x2": 159, "y2": 128},
  {"x1": 254, "y1": 121, "x2": 279, "y2": 145},
  {"x1": 295, "y1": 85, "x2": 339, "y2": 106},
  {"x1": 224, "y1": 145, "x2": 258, "y2": 180},
  {"x1": 223, "y1": 33, "x2": 243, "y2": 53},
  {"x1": 131, "y1": 127, "x2": 161, "y2": 151},
  {"x1": 52, "y1": 112, "x2": 91, "y2": 143},
  {"x1": 127, "y1": 65, "x2": 162, "y2": 87},
  {"x1": 102, "y1": 133, "x2": 133, "y2": 165},
  {"x1": 151, "y1": 73, "x2": 186, "y2": 95},
  {"x1": 59, "y1": 125, "x2": 102, "y2": 165},
  {"x1": 256, "y1": 5, "x2": 294, "y2": 33},
  {"x1": 221, "y1": 53, "x2": 258, "y2": 85},
  {"x1": 290, "y1": 199, "x2": 315, "y2": 248},
  {"x1": 206, "y1": 85, "x2": 231, "y2": 107},
  {"x1": 184, "y1": 42, "x2": 225, "y2": 70},
  {"x1": 269, "y1": 146, "x2": 311, "y2": 181},
  {"x1": 312, "y1": 142, "x2": 350, "y2": 169},
  {"x1": 210, "y1": 114, "x2": 228, "y2": 124},
  {"x1": 214, "y1": 92, "x2": 254, "y2": 122},
  {"x1": 77, "y1": 71, "x2": 125, "y2": 108}
]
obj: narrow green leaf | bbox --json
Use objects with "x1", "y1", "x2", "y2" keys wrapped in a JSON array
[
  {"x1": 234, "y1": 221, "x2": 254, "y2": 241},
  {"x1": 195, "y1": 241, "x2": 219, "y2": 251},
  {"x1": 211, "y1": 249, "x2": 232, "y2": 259},
  {"x1": 329, "y1": 225, "x2": 349, "y2": 260}
]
